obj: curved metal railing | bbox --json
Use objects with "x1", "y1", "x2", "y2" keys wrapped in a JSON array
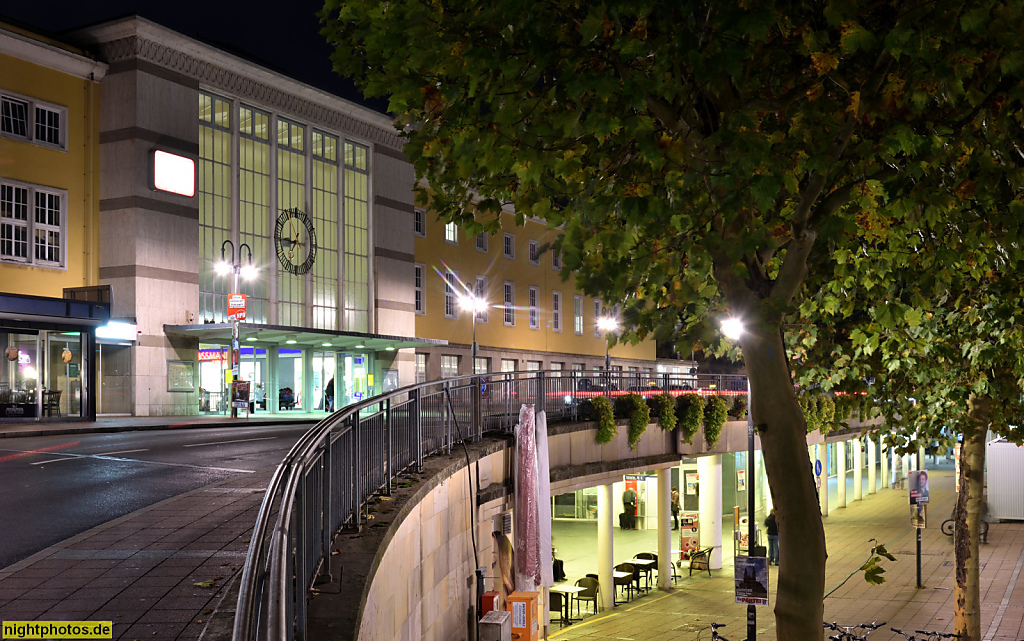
[{"x1": 232, "y1": 369, "x2": 748, "y2": 641}]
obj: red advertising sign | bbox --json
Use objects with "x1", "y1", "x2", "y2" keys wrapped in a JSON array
[{"x1": 228, "y1": 294, "x2": 247, "y2": 321}]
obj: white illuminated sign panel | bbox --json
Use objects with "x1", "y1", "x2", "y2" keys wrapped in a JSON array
[{"x1": 151, "y1": 150, "x2": 196, "y2": 197}]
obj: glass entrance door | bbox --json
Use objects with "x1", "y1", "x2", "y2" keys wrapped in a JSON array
[
  {"x1": 239, "y1": 346, "x2": 268, "y2": 411},
  {"x1": 339, "y1": 353, "x2": 372, "y2": 408},
  {"x1": 312, "y1": 351, "x2": 336, "y2": 412}
]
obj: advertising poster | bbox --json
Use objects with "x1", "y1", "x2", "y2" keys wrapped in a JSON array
[
  {"x1": 679, "y1": 512, "x2": 700, "y2": 559},
  {"x1": 909, "y1": 469, "x2": 930, "y2": 505},
  {"x1": 911, "y1": 503, "x2": 927, "y2": 529},
  {"x1": 737, "y1": 468, "x2": 746, "y2": 492},
  {"x1": 231, "y1": 380, "x2": 251, "y2": 409},
  {"x1": 685, "y1": 472, "x2": 699, "y2": 495},
  {"x1": 734, "y1": 556, "x2": 769, "y2": 605}
]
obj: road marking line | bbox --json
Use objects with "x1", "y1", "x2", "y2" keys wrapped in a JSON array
[
  {"x1": 182, "y1": 436, "x2": 277, "y2": 448},
  {"x1": 30, "y1": 448, "x2": 150, "y2": 465},
  {"x1": 96, "y1": 448, "x2": 149, "y2": 456},
  {"x1": 0, "y1": 441, "x2": 81, "y2": 463},
  {"x1": 27, "y1": 450, "x2": 254, "y2": 473},
  {"x1": 548, "y1": 612, "x2": 618, "y2": 638}
]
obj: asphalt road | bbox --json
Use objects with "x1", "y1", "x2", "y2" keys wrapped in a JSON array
[{"x1": 0, "y1": 424, "x2": 311, "y2": 569}]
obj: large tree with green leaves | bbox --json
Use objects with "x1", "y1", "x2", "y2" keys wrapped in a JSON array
[{"x1": 322, "y1": 1, "x2": 1024, "y2": 636}]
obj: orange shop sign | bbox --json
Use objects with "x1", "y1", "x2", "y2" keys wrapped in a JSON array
[{"x1": 228, "y1": 294, "x2": 247, "y2": 321}]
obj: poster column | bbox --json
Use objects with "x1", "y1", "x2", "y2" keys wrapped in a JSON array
[
  {"x1": 697, "y1": 455, "x2": 723, "y2": 569},
  {"x1": 656, "y1": 467, "x2": 672, "y2": 590},
  {"x1": 879, "y1": 437, "x2": 888, "y2": 490},
  {"x1": 853, "y1": 438, "x2": 863, "y2": 501},
  {"x1": 597, "y1": 483, "x2": 614, "y2": 611},
  {"x1": 867, "y1": 437, "x2": 876, "y2": 495}
]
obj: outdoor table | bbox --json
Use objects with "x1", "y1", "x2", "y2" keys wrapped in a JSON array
[
  {"x1": 550, "y1": 584, "x2": 585, "y2": 624},
  {"x1": 629, "y1": 557, "x2": 656, "y2": 592}
]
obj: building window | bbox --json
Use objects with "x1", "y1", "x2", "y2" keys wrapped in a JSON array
[
  {"x1": 526, "y1": 360, "x2": 542, "y2": 371},
  {"x1": 445, "y1": 221, "x2": 458, "y2": 244},
  {"x1": 553, "y1": 251, "x2": 562, "y2": 270},
  {"x1": 1, "y1": 93, "x2": 65, "y2": 149},
  {"x1": 501, "y1": 358, "x2": 517, "y2": 373},
  {"x1": 441, "y1": 354, "x2": 460, "y2": 378},
  {"x1": 445, "y1": 270, "x2": 459, "y2": 319},
  {"x1": 572, "y1": 363, "x2": 585, "y2": 371},
  {"x1": 550, "y1": 362, "x2": 563, "y2": 371},
  {"x1": 415, "y1": 353, "x2": 427, "y2": 383},
  {"x1": 475, "y1": 276, "x2": 488, "y2": 323},
  {"x1": 528, "y1": 240, "x2": 539, "y2": 264},
  {"x1": 574, "y1": 295, "x2": 584, "y2": 335},
  {"x1": 529, "y1": 286, "x2": 539, "y2": 329},
  {"x1": 476, "y1": 233, "x2": 488, "y2": 252},
  {"x1": 503, "y1": 281, "x2": 515, "y2": 326},
  {"x1": 474, "y1": 357, "x2": 490, "y2": 375},
  {"x1": 0, "y1": 180, "x2": 64, "y2": 267},
  {"x1": 414, "y1": 264, "x2": 425, "y2": 314},
  {"x1": 414, "y1": 208, "x2": 426, "y2": 236},
  {"x1": 594, "y1": 300, "x2": 603, "y2": 337},
  {"x1": 552, "y1": 291, "x2": 562, "y2": 332},
  {"x1": 503, "y1": 233, "x2": 515, "y2": 259}
]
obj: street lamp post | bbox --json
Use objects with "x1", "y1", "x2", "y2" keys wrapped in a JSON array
[
  {"x1": 723, "y1": 317, "x2": 757, "y2": 641},
  {"x1": 217, "y1": 240, "x2": 256, "y2": 418},
  {"x1": 457, "y1": 293, "x2": 487, "y2": 362},
  {"x1": 597, "y1": 316, "x2": 618, "y2": 390}
]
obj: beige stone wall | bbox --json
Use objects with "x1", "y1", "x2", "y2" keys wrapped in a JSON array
[{"x1": 358, "y1": 450, "x2": 509, "y2": 641}]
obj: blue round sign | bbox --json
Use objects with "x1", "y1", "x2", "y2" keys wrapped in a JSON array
[{"x1": 814, "y1": 460, "x2": 822, "y2": 476}]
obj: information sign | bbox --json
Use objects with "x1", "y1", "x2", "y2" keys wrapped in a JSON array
[
  {"x1": 228, "y1": 294, "x2": 247, "y2": 321},
  {"x1": 734, "y1": 556, "x2": 769, "y2": 605}
]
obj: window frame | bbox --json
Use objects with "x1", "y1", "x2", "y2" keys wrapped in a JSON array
[
  {"x1": 574, "y1": 295, "x2": 584, "y2": 335},
  {"x1": 476, "y1": 233, "x2": 488, "y2": 252},
  {"x1": 528, "y1": 286, "x2": 539, "y2": 329},
  {"x1": 1, "y1": 91, "x2": 67, "y2": 150},
  {"x1": 0, "y1": 178, "x2": 66, "y2": 268},
  {"x1": 445, "y1": 270, "x2": 459, "y2": 319},
  {"x1": 503, "y1": 233, "x2": 515, "y2": 259},
  {"x1": 414, "y1": 263, "x2": 425, "y2": 315},
  {"x1": 552, "y1": 290, "x2": 562, "y2": 333},
  {"x1": 528, "y1": 239, "x2": 539, "y2": 265},
  {"x1": 414, "y1": 209, "x2": 426, "y2": 237},
  {"x1": 594, "y1": 300, "x2": 603, "y2": 337},
  {"x1": 475, "y1": 276, "x2": 489, "y2": 323},
  {"x1": 440, "y1": 354, "x2": 461, "y2": 378},
  {"x1": 445, "y1": 221, "x2": 458, "y2": 244},
  {"x1": 503, "y1": 281, "x2": 515, "y2": 326},
  {"x1": 552, "y1": 250, "x2": 562, "y2": 270}
]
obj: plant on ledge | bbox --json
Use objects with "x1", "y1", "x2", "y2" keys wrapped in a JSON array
[
  {"x1": 675, "y1": 394, "x2": 704, "y2": 444},
  {"x1": 624, "y1": 393, "x2": 651, "y2": 450},
  {"x1": 730, "y1": 395, "x2": 747, "y2": 420},
  {"x1": 651, "y1": 393, "x2": 676, "y2": 432},
  {"x1": 592, "y1": 396, "x2": 616, "y2": 444},
  {"x1": 703, "y1": 395, "x2": 729, "y2": 449}
]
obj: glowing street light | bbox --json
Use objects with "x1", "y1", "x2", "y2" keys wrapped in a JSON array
[
  {"x1": 219, "y1": 239, "x2": 257, "y2": 419},
  {"x1": 597, "y1": 315, "x2": 618, "y2": 370},
  {"x1": 458, "y1": 293, "x2": 488, "y2": 359}
]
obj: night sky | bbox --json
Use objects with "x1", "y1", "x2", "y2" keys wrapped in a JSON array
[{"x1": 2, "y1": 0, "x2": 386, "y2": 113}]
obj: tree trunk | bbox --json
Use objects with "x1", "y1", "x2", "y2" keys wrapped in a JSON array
[
  {"x1": 954, "y1": 394, "x2": 988, "y2": 641},
  {"x1": 743, "y1": 327, "x2": 826, "y2": 639}
]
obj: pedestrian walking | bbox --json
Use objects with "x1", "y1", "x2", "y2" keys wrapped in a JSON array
[
  {"x1": 765, "y1": 508, "x2": 779, "y2": 565},
  {"x1": 671, "y1": 486, "x2": 680, "y2": 530}
]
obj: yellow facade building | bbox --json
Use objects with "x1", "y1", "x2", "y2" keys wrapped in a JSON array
[
  {"x1": 1, "y1": 22, "x2": 109, "y2": 420},
  {"x1": 413, "y1": 208, "x2": 660, "y2": 380}
]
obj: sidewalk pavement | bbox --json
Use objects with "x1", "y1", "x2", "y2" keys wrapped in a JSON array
[{"x1": 549, "y1": 468, "x2": 1024, "y2": 641}]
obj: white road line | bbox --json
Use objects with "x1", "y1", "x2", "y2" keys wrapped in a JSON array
[
  {"x1": 96, "y1": 449, "x2": 149, "y2": 456},
  {"x1": 182, "y1": 436, "x2": 277, "y2": 448},
  {"x1": 31, "y1": 448, "x2": 149, "y2": 466},
  {"x1": 31, "y1": 456, "x2": 77, "y2": 466},
  {"x1": 28, "y1": 451, "x2": 254, "y2": 474}
]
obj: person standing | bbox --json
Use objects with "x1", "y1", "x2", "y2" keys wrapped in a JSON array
[
  {"x1": 764, "y1": 508, "x2": 779, "y2": 566},
  {"x1": 671, "y1": 486, "x2": 680, "y2": 530},
  {"x1": 622, "y1": 487, "x2": 637, "y2": 529}
]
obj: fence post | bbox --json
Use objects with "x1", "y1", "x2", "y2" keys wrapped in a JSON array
[
  {"x1": 443, "y1": 380, "x2": 451, "y2": 454},
  {"x1": 536, "y1": 370, "x2": 545, "y2": 416},
  {"x1": 385, "y1": 397, "x2": 393, "y2": 495},
  {"x1": 320, "y1": 438, "x2": 333, "y2": 581},
  {"x1": 353, "y1": 413, "x2": 361, "y2": 529},
  {"x1": 472, "y1": 375, "x2": 482, "y2": 442},
  {"x1": 412, "y1": 387, "x2": 423, "y2": 473}
]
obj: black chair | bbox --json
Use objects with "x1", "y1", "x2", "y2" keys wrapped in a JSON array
[
  {"x1": 613, "y1": 563, "x2": 636, "y2": 603},
  {"x1": 549, "y1": 591, "x2": 566, "y2": 625},
  {"x1": 574, "y1": 577, "x2": 599, "y2": 615},
  {"x1": 633, "y1": 552, "x2": 656, "y2": 590},
  {"x1": 43, "y1": 389, "x2": 61, "y2": 417},
  {"x1": 689, "y1": 547, "x2": 713, "y2": 578}
]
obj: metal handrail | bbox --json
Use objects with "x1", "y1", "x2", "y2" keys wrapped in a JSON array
[{"x1": 232, "y1": 369, "x2": 748, "y2": 641}]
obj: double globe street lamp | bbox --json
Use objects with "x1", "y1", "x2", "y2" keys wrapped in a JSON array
[{"x1": 216, "y1": 240, "x2": 257, "y2": 418}]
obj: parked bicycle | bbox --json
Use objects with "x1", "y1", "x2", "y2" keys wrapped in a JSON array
[
  {"x1": 693, "y1": 622, "x2": 726, "y2": 640},
  {"x1": 822, "y1": 620, "x2": 886, "y2": 641},
  {"x1": 940, "y1": 513, "x2": 988, "y2": 540},
  {"x1": 891, "y1": 626, "x2": 961, "y2": 641}
]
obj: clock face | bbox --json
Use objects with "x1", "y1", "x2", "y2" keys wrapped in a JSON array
[{"x1": 274, "y1": 208, "x2": 318, "y2": 275}]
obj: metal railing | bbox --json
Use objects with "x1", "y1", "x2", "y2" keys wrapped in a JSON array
[{"x1": 232, "y1": 370, "x2": 748, "y2": 641}]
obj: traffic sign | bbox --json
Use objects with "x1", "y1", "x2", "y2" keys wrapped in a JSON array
[{"x1": 814, "y1": 460, "x2": 822, "y2": 476}]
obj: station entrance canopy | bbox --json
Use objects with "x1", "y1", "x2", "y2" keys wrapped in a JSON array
[{"x1": 163, "y1": 322, "x2": 446, "y2": 352}]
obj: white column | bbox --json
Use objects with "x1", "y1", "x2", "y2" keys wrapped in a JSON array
[
  {"x1": 764, "y1": 451, "x2": 773, "y2": 513},
  {"x1": 879, "y1": 437, "x2": 888, "y2": 490},
  {"x1": 597, "y1": 483, "x2": 615, "y2": 611},
  {"x1": 657, "y1": 468, "x2": 672, "y2": 590},
  {"x1": 902, "y1": 453, "x2": 911, "y2": 485},
  {"x1": 836, "y1": 440, "x2": 847, "y2": 509},
  {"x1": 697, "y1": 455, "x2": 723, "y2": 569},
  {"x1": 867, "y1": 437, "x2": 876, "y2": 496},
  {"x1": 817, "y1": 443, "x2": 829, "y2": 516},
  {"x1": 853, "y1": 438, "x2": 863, "y2": 501}
]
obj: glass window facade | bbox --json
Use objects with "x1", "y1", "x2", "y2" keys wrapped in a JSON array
[
  {"x1": 1, "y1": 180, "x2": 65, "y2": 267},
  {"x1": 574, "y1": 295, "x2": 583, "y2": 335},
  {"x1": 529, "y1": 286, "x2": 539, "y2": 329},
  {"x1": 552, "y1": 291, "x2": 562, "y2": 332},
  {"x1": 197, "y1": 92, "x2": 371, "y2": 332}
]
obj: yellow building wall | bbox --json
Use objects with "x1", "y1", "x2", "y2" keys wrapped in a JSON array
[
  {"x1": 0, "y1": 49, "x2": 102, "y2": 298},
  {"x1": 414, "y1": 210, "x2": 655, "y2": 363}
]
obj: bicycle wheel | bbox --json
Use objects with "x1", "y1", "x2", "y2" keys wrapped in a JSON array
[{"x1": 941, "y1": 519, "x2": 955, "y2": 536}]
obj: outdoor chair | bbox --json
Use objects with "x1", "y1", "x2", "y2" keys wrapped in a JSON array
[
  {"x1": 689, "y1": 547, "x2": 713, "y2": 578},
  {"x1": 574, "y1": 576, "x2": 600, "y2": 615},
  {"x1": 633, "y1": 552, "x2": 656, "y2": 590},
  {"x1": 43, "y1": 389, "x2": 61, "y2": 417},
  {"x1": 613, "y1": 562, "x2": 636, "y2": 603},
  {"x1": 548, "y1": 591, "x2": 566, "y2": 625}
]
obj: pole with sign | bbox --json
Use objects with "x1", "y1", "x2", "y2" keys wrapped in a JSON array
[{"x1": 909, "y1": 469, "x2": 929, "y2": 587}]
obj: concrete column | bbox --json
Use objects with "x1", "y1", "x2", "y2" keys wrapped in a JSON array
[
  {"x1": 657, "y1": 468, "x2": 672, "y2": 590},
  {"x1": 879, "y1": 437, "x2": 888, "y2": 490},
  {"x1": 597, "y1": 483, "x2": 615, "y2": 611},
  {"x1": 697, "y1": 455, "x2": 723, "y2": 569},
  {"x1": 836, "y1": 440, "x2": 847, "y2": 509},
  {"x1": 902, "y1": 453, "x2": 911, "y2": 485},
  {"x1": 867, "y1": 437, "x2": 876, "y2": 496},
  {"x1": 853, "y1": 438, "x2": 863, "y2": 501},
  {"x1": 817, "y1": 443, "x2": 828, "y2": 516}
]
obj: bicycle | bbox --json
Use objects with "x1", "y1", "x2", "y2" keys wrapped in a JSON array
[
  {"x1": 692, "y1": 622, "x2": 726, "y2": 640},
  {"x1": 822, "y1": 620, "x2": 886, "y2": 641},
  {"x1": 940, "y1": 516, "x2": 988, "y2": 540},
  {"x1": 891, "y1": 626, "x2": 962, "y2": 641}
]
